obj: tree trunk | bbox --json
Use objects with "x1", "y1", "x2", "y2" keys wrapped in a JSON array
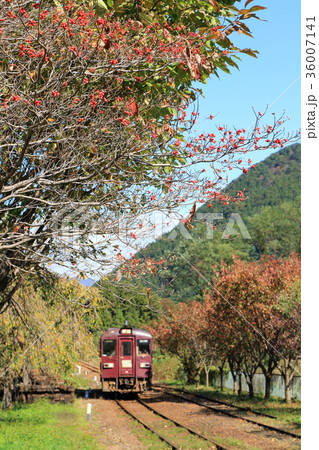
[
  {"x1": 231, "y1": 371, "x2": 238, "y2": 395},
  {"x1": 228, "y1": 358, "x2": 238, "y2": 395},
  {"x1": 238, "y1": 372, "x2": 242, "y2": 396},
  {"x1": 285, "y1": 379, "x2": 292, "y2": 405},
  {"x1": 244, "y1": 372, "x2": 254, "y2": 398},
  {"x1": 219, "y1": 366, "x2": 224, "y2": 391},
  {"x1": 205, "y1": 367, "x2": 209, "y2": 387},
  {"x1": 259, "y1": 352, "x2": 280, "y2": 400},
  {"x1": 184, "y1": 362, "x2": 200, "y2": 386},
  {"x1": 284, "y1": 361, "x2": 293, "y2": 405},
  {"x1": 278, "y1": 359, "x2": 296, "y2": 405},
  {"x1": 2, "y1": 371, "x2": 13, "y2": 409},
  {"x1": 247, "y1": 380, "x2": 254, "y2": 398},
  {"x1": 264, "y1": 374, "x2": 271, "y2": 399}
]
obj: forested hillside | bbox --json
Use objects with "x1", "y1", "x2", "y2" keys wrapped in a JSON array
[
  {"x1": 199, "y1": 142, "x2": 301, "y2": 218},
  {"x1": 134, "y1": 143, "x2": 301, "y2": 302}
]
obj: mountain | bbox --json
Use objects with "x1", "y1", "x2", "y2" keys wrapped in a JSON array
[
  {"x1": 135, "y1": 143, "x2": 301, "y2": 302},
  {"x1": 199, "y1": 142, "x2": 301, "y2": 218}
]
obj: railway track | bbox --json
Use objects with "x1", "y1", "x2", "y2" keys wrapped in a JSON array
[
  {"x1": 153, "y1": 384, "x2": 301, "y2": 440},
  {"x1": 115, "y1": 397, "x2": 229, "y2": 450},
  {"x1": 154, "y1": 384, "x2": 277, "y2": 419},
  {"x1": 78, "y1": 364, "x2": 300, "y2": 447}
]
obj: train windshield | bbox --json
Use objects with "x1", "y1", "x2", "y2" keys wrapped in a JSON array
[
  {"x1": 137, "y1": 339, "x2": 150, "y2": 355},
  {"x1": 103, "y1": 339, "x2": 116, "y2": 356},
  {"x1": 122, "y1": 341, "x2": 132, "y2": 356}
]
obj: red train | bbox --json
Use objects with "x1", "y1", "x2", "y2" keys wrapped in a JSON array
[{"x1": 100, "y1": 325, "x2": 153, "y2": 393}]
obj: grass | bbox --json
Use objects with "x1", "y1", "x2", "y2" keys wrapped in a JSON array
[
  {"x1": 0, "y1": 400, "x2": 101, "y2": 450},
  {"x1": 168, "y1": 384, "x2": 301, "y2": 430},
  {"x1": 69, "y1": 374, "x2": 92, "y2": 390},
  {"x1": 129, "y1": 419, "x2": 168, "y2": 449},
  {"x1": 214, "y1": 435, "x2": 261, "y2": 449},
  {"x1": 164, "y1": 426, "x2": 213, "y2": 449}
]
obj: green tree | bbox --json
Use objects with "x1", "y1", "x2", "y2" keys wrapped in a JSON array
[
  {"x1": 248, "y1": 199, "x2": 301, "y2": 258},
  {"x1": 96, "y1": 278, "x2": 162, "y2": 330},
  {"x1": 143, "y1": 230, "x2": 249, "y2": 302}
]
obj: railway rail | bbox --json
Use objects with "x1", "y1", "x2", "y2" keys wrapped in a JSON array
[
  {"x1": 115, "y1": 397, "x2": 229, "y2": 450},
  {"x1": 153, "y1": 385, "x2": 301, "y2": 440},
  {"x1": 154, "y1": 384, "x2": 277, "y2": 419}
]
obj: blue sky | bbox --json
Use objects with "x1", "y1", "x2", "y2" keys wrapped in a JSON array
[{"x1": 194, "y1": 0, "x2": 301, "y2": 176}]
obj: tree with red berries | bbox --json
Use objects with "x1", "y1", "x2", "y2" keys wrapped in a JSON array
[{"x1": 0, "y1": 0, "x2": 299, "y2": 312}]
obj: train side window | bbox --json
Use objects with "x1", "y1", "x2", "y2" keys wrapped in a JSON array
[
  {"x1": 122, "y1": 341, "x2": 132, "y2": 356},
  {"x1": 137, "y1": 339, "x2": 150, "y2": 355},
  {"x1": 103, "y1": 339, "x2": 116, "y2": 356}
]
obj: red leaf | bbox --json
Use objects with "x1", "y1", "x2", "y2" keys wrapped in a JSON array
[{"x1": 127, "y1": 99, "x2": 138, "y2": 116}]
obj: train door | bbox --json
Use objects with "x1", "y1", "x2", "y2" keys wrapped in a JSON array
[{"x1": 119, "y1": 337, "x2": 135, "y2": 377}]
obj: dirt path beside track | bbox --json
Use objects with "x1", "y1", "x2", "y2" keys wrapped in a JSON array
[{"x1": 78, "y1": 398, "x2": 147, "y2": 449}]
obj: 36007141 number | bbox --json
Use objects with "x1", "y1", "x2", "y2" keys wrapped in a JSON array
[{"x1": 306, "y1": 17, "x2": 316, "y2": 78}]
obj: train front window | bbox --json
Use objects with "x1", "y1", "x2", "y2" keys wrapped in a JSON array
[
  {"x1": 103, "y1": 339, "x2": 116, "y2": 357},
  {"x1": 122, "y1": 341, "x2": 132, "y2": 356},
  {"x1": 138, "y1": 339, "x2": 150, "y2": 355}
]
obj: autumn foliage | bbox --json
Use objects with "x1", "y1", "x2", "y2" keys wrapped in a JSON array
[{"x1": 151, "y1": 254, "x2": 301, "y2": 403}]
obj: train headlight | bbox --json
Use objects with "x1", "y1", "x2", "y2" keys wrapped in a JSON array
[
  {"x1": 139, "y1": 362, "x2": 150, "y2": 368},
  {"x1": 120, "y1": 328, "x2": 132, "y2": 334},
  {"x1": 103, "y1": 363, "x2": 114, "y2": 368}
]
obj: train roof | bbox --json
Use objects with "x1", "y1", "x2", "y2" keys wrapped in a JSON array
[{"x1": 100, "y1": 327, "x2": 152, "y2": 339}]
